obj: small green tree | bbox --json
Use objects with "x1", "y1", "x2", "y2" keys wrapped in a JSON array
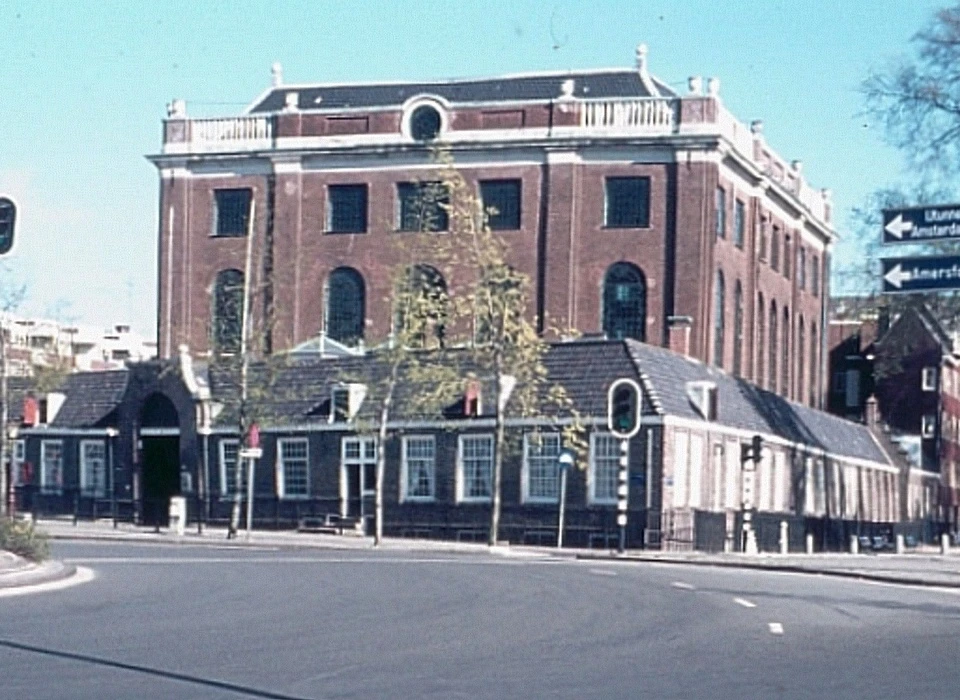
[{"x1": 0, "y1": 278, "x2": 26, "y2": 519}]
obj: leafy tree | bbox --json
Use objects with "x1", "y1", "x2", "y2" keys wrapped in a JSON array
[
  {"x1": 0, "y1": 279, "x2": 26, "y2": 519},
  {"x1": 434, "y1": 153, "x2": 586, "y2": 545}
]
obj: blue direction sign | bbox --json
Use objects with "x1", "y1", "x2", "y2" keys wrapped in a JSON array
[
  {"x1": 882, "y1": 255, "x2": 960, "y2": 293},
  {"x1": 883, "y1": 204, "x2": 960, "y2": 243}
]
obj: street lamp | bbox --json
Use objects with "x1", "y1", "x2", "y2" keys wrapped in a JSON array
[
  {"x1": 105, "y1": 427, "x2": 118, "y2": 529},
  {"x1": 556, "y1": 448, "x2": 575, "y2": 548}
]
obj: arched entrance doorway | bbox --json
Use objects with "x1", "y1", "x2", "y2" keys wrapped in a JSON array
[{"x1": 139, "y1": 392, "x2": 180, "y2": 527}]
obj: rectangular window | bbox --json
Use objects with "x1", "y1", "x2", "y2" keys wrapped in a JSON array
[
  {"x1": 715, "y1": 187, "x2": 726, "y2": 238},
  {"x1": 798, "y1": 246, "x2": 807, "y2": 290},
  {"x1": 523, "y1": 433, "x2": 561, "y2": 503},
  {"x1": 783, "y1": 234, "x2": 792, "y2": 279},
  {"x1": 812, "y1": 255, "x2": 820, "y2": 296},
  {"x1": 278, "y1": 438, "x2": 310, "y2": 498},
  {"x1": 673, "y1": 431, "x2": 689, "y2": 507},
  {"x1": 604, "y1": 177, "x2": 650, "y2": 228},
  {"x1": 922, "y1": 367, "x2": 938, "y2": 392},
  {"x1": 402, "y1": 436, "x2": 436, "y2": 501},
  {"x1": 397, "y1": 181, "x2": 449, "y2": 232},
  {"x1": 219, "y1": 439, "x2": 245, "y2": 497},
  {"x1": 771, "y1": 227, "x2": 780, "y2": 270},
  {"x1": 688, "y1": 433, "x2": 703, "y2": 508},
  {"x1": 213, "y1": 188, "x2": 252, "y2": 237},
  {"x1": 845, "y1": 369, "x2": 860, "y2": 409},
  {"x1": 79, "y1": 440, "x2": 107, "y2": 498},
  {"x1": 342, "y1": 436, "x2": 377, "y2": 501},
  {"x1": 758, "y1": 221, "x2": 768, "y2": 261},
  {"x1": 458, "y1": 434, "x2": 493, "y2": 502},
  {"x1": 589, "y1": 433, "x2": 621, "y2": 504},
  {"x1": 11, "y1": 439, "x2": 25, "y2": 486},
  {"x1": 40, "y1": 440, "x2": 63, "y2": 494},
  {"x1": 480, "y1": 179, "x2": 522, "y2": 230},
  {"x1": 327, "y1": 184, "x2": 368, "y2": 233},
  {"x1": 773, "y1": 451, "x2": 786, "y2": 512},
  {"x1": 724, "y1": 439, "x2": 740, "y2": 509},
  {"x1": 922, "y1": 414, "x2": 937, "y2": 438},
  {"x1": 734, "y1": 199, "x2": 745, "y2": 248}
]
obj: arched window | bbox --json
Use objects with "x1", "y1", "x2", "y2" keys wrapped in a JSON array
[
  {"x1": 810, "y1": 321, "x2": 819, "y2": 407},
  {"x1": 326, "y1": 267, "x2": 365, "y2": 345},
  {"x1": 212, "y1": 269, "x2": 244, "y2": 355},
  {"x1": 756, "y1": 293, "x2": 765, "y2": 386},
  {"x1": 769, "y1": 301, "x2": 778, "y2": 393},
  {"x1": 602, "y1": 263, "x2": 646, "y2": 341},
  {"x1": 733, "y1": 281, "x2": 744, "y2": 377},
  {"x1": 797, "y1": 316, "x2": 806, "y2": 404},
  {"x1": 782, "y1": 307, "x2": 790, "y2": 398},
  {"x1": 396, "y1": 264, "x2": 448, "y2": 348},
  {"x1": 713, "y1": 270, "x2": 725, "y2": 367}
]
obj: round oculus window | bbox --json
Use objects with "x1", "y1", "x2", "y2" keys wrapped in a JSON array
[{"x1": 410, "y1": 105, "x2": 442, "y2": 141}]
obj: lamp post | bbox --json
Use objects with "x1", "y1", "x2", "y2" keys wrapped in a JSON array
[
  {"x1": 105, "y1": 427, "x2": 118, "y2": 528},
  {"x1": 556, "y1": 449, "x2": 575, "y2": 548}
]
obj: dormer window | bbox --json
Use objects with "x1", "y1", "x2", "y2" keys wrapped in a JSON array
[
  {"x1": 328, "y1": 383, "x2": 368, "y2": 423},
  {"x1": 465, "y1": 379, "x2": 482, "y2": 417},
  {"x1": 410, "y1": 105, "x2": 442, "y2": 141},
  {"x1": 686, "y1": 380, "x2": 718, "y2": 421}
]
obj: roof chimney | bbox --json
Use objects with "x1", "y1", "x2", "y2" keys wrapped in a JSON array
[
  {"x1": 271, "y1": 62, "x2": 284, "y2": 87},
  {"x1": 668, "y1": 315, "x2": 693, "y2": 357},
  {"x1": 865, "y1": 395, "x2": 880, "y2": 429},
  {"x1": 635, "y1": 43, "x2": 649, "y2": 74}
]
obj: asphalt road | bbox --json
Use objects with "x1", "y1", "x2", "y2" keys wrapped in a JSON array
[{"x1": 1, "y1": 541, "x2": 959, "y2": 700}]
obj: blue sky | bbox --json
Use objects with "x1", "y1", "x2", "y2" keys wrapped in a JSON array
[{"x1": 0, "y1": 0, "x2": 943, "y2": 336}]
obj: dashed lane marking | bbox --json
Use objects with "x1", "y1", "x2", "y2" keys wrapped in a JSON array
[
  {"x1": 671, "y1": 581, "x2": 696, "y2": 590},
  {"x1": 768, "y1": 622, "x2": 785, "y2": 635},
  {"x1": 733, "y1": 597, "x2": 757, "y2": 608},
  {"x1": 589, "y1": 569, "x2": 617, "y2": 576}
]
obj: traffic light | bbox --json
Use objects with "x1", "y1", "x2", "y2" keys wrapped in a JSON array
[
  {"x1": 740, "y1": 434, "x2": 764, "y2": 463},
  {"x1": 607, "y1": 378, "x2": 642, "y2": 438},
  {"x1": 0, "y1": 197, "x2": 15, "y2": 255}
]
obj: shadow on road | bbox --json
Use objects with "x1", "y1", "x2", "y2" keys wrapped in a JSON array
[{"x1": 0, "y1": 639, "x2": 314, "y2": 700}]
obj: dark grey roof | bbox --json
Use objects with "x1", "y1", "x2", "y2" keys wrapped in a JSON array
[
  {"x1": 50, "y1": 370, "x2": 129, "y2": 428},
  {"x1": 623, "y1": 340, "x2": 890, "y2": 464},
  {"x1": 249, "y1": 69, "x2": 675, "y2": 113}
]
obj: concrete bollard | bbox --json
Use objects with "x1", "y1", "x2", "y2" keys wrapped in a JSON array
[
  {"x1": 805, "y1": 533, "x2": 814, "y2": 554},
  {"x1": 779, "y1": 521, "x2": 789, "y2": 555},
  {"x1": 942, "y1": 533, "x2": 950, "y2": 555},
  {"x1": 896, "y1": 533, "x2": 905, "y2": 554},
  {"x1": 850, "y1": 535, "x2": 859, "y2": 554}
]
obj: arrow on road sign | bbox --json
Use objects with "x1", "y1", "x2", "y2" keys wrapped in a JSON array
[
  {"x1": 883, "y1": 263, "x2": 910, "y2": 289},
  {"x1": 883, "y1": 214, "x2": 913, "y2": 240}
]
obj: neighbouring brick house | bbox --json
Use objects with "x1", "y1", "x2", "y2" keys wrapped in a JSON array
[
  {"x1": 10, "y1": 339, "x2": 936, "y2": 551},
  {"x1": 148, "y1": 45, "x2": 833, "y2": 408},
  {"x1": 827, "y1": 303, "x2": 958, "y2": 532}
]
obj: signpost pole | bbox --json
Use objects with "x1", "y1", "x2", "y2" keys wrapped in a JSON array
[{"x1": 556, "y1": 449, "x2": 574, "y2": 549}]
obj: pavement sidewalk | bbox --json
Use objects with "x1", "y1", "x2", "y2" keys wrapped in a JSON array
[
  {"x1": 7, "y1": 517, "x2": 960, "y2": 592},
  {"x1": 0, "y1": 548, "x2": 76, "y2": 591}
]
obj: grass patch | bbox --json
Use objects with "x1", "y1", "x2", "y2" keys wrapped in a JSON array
[{"x1": 0, "y1": 518, "x2": 50, "y2": 562}]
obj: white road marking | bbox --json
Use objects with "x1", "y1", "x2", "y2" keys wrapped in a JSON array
[
  {"x1": 733, "y1": 597, "x2": 757, "y2": 608},
  {"x1": 768, "y1": 622, "x2": 784, "y2": 635},
  {"x1": 589, "y1": 568, "x2": 617, "y2": 577},
  {"x1": 0, "y1": 567, "x2": 95, "y2": 599},
  {"x1": 671, "y1": 581, "x2": 696, "y2": 590}
]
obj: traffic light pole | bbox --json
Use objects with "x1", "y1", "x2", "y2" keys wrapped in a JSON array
[{"x1": 617, "y1": 438, "x2": 629, "y2": 554}]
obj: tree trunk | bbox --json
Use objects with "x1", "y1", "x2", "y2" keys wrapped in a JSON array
[{"x1": 489, "y1": 369, "x2": 505, "y2": 546}]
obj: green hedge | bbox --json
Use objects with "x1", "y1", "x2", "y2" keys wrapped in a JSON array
[{"x1": 0, "y1": 519, "x2": 50, "y2": 562}]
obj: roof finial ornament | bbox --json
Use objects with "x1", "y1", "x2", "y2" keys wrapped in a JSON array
[
  {"x1": 750, "y1": 119, "x2": 764, "y2": 135},
  {"x1": 166, "y1": 99, "x2": 186, "y2": 118},
  {"x1": 635, "y1": 43, "x2": 649, "y2": 75},
  {"x1": 271, "y1": 62, "x2": 284, "y2": 87},
  {"x1": 707, "y1": 77, "x2": 720, "y2": 97},
  {"x1": 687, "y1": 76, "x2": 703, "y2": 96}
]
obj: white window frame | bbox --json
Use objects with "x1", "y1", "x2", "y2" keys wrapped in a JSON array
[
  {"x1": 922, "y1": 414, "x2": 937, "y2": 438},
  {"x1": 401, "y1": 435, "x2": 436, "y2": 502},
  {"x1": 672, "y1": 431, "x2": 689, "y2": 508},
  {"x1": 11, "y1": 439, "x2": 25, "y2": 486},
  {"x1": 589, "y1": 432, "x2": 621, "y2": 505},
  {"x1": 40, "y1": 440, "x2": 63, "y2": 494},
  {"x1": 688, "y1": 433, "x2": 703, "y2": 508},
  {"x1": 277, "y1": 437, "x2": 310, "y2": 499},
  {"x1": 218, "y1": 438, "x2": 243, "y2": 498},
  {"x1": 522, "y1": 432, "x2": 562, "y2": 504},
  {"x1": 922, "y1": 367, "x2": 938, "y2": 392},
  {"x1": 341, "y1": 436, "x2": 377, "y2": 500},
  {"x1": 457, "y1": 434, "x2": 493, "y2": 503},
  {"x1": 79, "y1": 439, "x2": 107, "y2": 498},
  {"x1": 723, "y1": 439, "x2": 739, "y2": 509}
]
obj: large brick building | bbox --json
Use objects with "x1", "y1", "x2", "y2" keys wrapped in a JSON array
[{"x1": 149, "y1": 46, "x2": 834, "y2": 407}]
